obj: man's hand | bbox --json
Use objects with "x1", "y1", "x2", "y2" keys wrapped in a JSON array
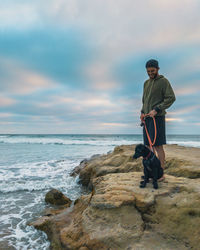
[
  {"x1": 147, "y1": 110, "x2": 157, "y2": 117},
  {"x1": 140, "y1": 113, "x2": 145, "y2": 122}
]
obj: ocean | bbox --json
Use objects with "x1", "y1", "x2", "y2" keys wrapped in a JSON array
[{"x1": 0, "y1": 134, "x2": 200, "y2": 249}]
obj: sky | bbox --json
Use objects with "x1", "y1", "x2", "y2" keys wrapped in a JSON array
[{"x1": 0, "y1": 0, "x2": 200, "y2": 134}]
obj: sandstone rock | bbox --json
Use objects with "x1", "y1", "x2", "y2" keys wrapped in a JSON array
[
  {"x1": 78, "y1": 145, "x2": 143, "y2": 188},
  {"x1": 70, "y1": 158, "x2": 88, "y2": 177},
  {"x1": 130, "y1": 230, "x2": 188, "y2": 250},
  {"x1": 82, "y1": 205, "x2": 144, "y2": 249},
  {"x1": 32, "y1": 144, "x2": 200, "y2": 250},
  {"x1": 79, "y1": 247, "x2": 89, "y2": 250},
  {"x1": 45, "y1": 189, "x2": 72, "y2": 206},
  {"x1": 70, "y1": 154, "x2": 104, "y2": 177},
  {"x1": 164, "y1": 144, "x2": 200, "y2": 178},
  {"x1": 29, "y1": 207, "x2": 73, "y2": 250},
  {"x1": 84, "y1": 172, "x2": 200, "y2": 249},
  {"x1": 33, "y1": 171, "x2": 200, "y2": 249},
  {"x1": 165, "y1": 157, "x2": 200, "y2": 178},
  {"x1": 77, "y1": 144, "x2": 200, "y2": 189},
  {"x1": 29, "y1": 216, "x2": 50, "y2": 231},
  {"x1": 147, "y1": 189, "x2": 200, "y2": 249}
]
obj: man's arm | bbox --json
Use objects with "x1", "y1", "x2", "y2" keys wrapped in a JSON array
[
  {"x1": 140, "y1": 83, "x2": 145, "y2": 121},
  {"x1": 141, "y1": 83, "x2": 145, "y2": 114},
  {"x1": 154, "y1": 79, "x2": 176, "y2": 113}
]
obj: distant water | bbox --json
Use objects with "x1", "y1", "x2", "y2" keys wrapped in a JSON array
[{"x1": 0, "y1": 134, "x2": 200, "y2": 249}]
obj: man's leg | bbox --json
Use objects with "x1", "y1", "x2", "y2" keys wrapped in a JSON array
[
  {"x1": 154, "y1": 145, "x2": 165, "y2": 169},
  {"x1": 154, "y1": 145, "x2": 165, "y2": 181}
]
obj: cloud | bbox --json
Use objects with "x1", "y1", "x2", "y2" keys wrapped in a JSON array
[
  {"x1": 0, "y1": 96, "x2": 16, "y2": 107},
  {"x1": 0, "y1": 121, "x2": 17, "y2": 125},
  {"x1": 0, "y1": 112, "x2": 13, "y2": 117},
  {"x1": 89, "y1": 81, "x2": 118, "y2": 91},
  {"x1": 0, "y1": 57, "x2": 56, "y2": 95},
  {"x1": 84, "y1": 61, "x2": 120, "y2": 91},
  {"x1": 0, "y1": 29, "x2": 94, "y2": 88},
  {"x1": 101, "y1": 122, "x2": 129, "y2": 127},
  {"x1": 72, "y1": 0, "x2": 200, "y2": 58},
  {"x1": 165, "y1": 118, "x2": 184, "y2": 122},
  {"x1": 0, "y1": 0, "x2": 200, "y2": 134},
  {"x1": 1, "y1": 1, "x2": 200, "y2": 93},
  {"x1": 169, "y1": 105, "x2": 200, "y2": 116},
  {"x1": 0, "y1": 2, "x2": 39, "y2": 30},
  {"x1": 35, "y1": 93, "x2": 117, "y2": 113},
  {"x1": 175, "y1": 82, "x2": 200, "y2": 96},
  {"x1": 33, "y1": 89, "x2": 143, "y2": 119},
  {"x1": 1, "y1": 1, "x2": 200, "y2": 52}
]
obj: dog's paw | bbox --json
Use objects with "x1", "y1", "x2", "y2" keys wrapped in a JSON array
[
  {"x1": 153, "y1": 183, "x2": 158, "y2": 189},
  {"x1": 140, "y1": 183, "x2": 146, "y2": 188},
  {"x1": 141, "y1": 179, "x2": 149, "y2": 184}
]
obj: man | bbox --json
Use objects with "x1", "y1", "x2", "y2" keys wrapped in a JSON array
[{"x1": 140, "y1": 59, "x2": 176, "y2": 180}]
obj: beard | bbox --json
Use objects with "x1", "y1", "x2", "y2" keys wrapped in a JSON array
[{"x1": 149, "y1": 73, "x2": 158, "y2": 79}]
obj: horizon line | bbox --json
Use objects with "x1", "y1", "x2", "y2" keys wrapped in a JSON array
[{"x1": 1, "y1": 133, "x2": 200, "y2": 136}]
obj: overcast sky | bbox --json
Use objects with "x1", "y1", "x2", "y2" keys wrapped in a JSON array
[{"x1": 0, "y1": 0, "x2": 200, "y2": 134}]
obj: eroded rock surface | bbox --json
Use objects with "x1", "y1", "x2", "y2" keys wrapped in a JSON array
[
  {"x1": 32, "y1": 144, "x2": 200, "y2": 250},
  {"x1": 45, "y1": 189, "x2": 72, "y2": 206}
]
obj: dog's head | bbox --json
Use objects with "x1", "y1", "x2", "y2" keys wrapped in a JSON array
[{"x1": 133, "y1": 144, "x2": 149, "y2": 159}]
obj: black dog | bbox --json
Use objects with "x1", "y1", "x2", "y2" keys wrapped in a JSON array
[{"x1": 133, "y1": 144, "x2": 163, "y2": 189}]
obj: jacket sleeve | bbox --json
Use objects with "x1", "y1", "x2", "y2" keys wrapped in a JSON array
[
  {"x1": 141, "y1": 83, "x2": 145, "y2": 113},
  {"x1": 155, "y1": 79, "x2": 176, "y2": 112}
]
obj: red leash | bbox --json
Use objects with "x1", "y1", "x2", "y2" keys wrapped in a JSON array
[{"x1": 142, "y1": 116, "x2": 157, "y2": 151}]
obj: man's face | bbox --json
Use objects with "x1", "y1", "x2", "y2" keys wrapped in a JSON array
[{"x1": 146, "y1": 67, "x2": 159, "y2": 79}]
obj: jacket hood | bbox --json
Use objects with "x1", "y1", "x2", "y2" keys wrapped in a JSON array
[{"x1": 154, "y1": 75, "x2": 164, "y2": 80}]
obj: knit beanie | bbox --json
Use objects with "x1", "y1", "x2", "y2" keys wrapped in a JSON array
[{"x1": 145, "y1": 59, "x2": 159, "y2": 68}]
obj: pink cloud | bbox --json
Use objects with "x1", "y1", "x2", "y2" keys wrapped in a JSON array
[
  {"x1": 0, "y1": 95, "x2": 16, "y2": 107},
  {"x1": 101, "y1": 122, "x2": 129, "y2": 127},
  {"x1": 175, "y1": 83, "x2": 200, "y2": 96},
  {"x1": 0, "y1": 57, "x2": 57, "y2": 95},
  {"x1": 169, "y1": 105, "x2": 200, "y2": 116},
  {"x1": 165, "y1": 118, "x2": 183, "y2": 122}
]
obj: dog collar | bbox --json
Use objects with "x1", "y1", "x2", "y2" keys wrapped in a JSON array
[{"x1": 143, "y1": 151, "x2": 151, "y2": 160}]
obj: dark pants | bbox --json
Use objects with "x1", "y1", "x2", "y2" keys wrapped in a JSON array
[{"x1": 143, "y1": 116, "x2": 166, "y2": 146}]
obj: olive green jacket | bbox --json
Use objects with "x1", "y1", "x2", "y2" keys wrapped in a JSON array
[{"x1": 141, "y1": 75, "x2": 176, "y2": 116}]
